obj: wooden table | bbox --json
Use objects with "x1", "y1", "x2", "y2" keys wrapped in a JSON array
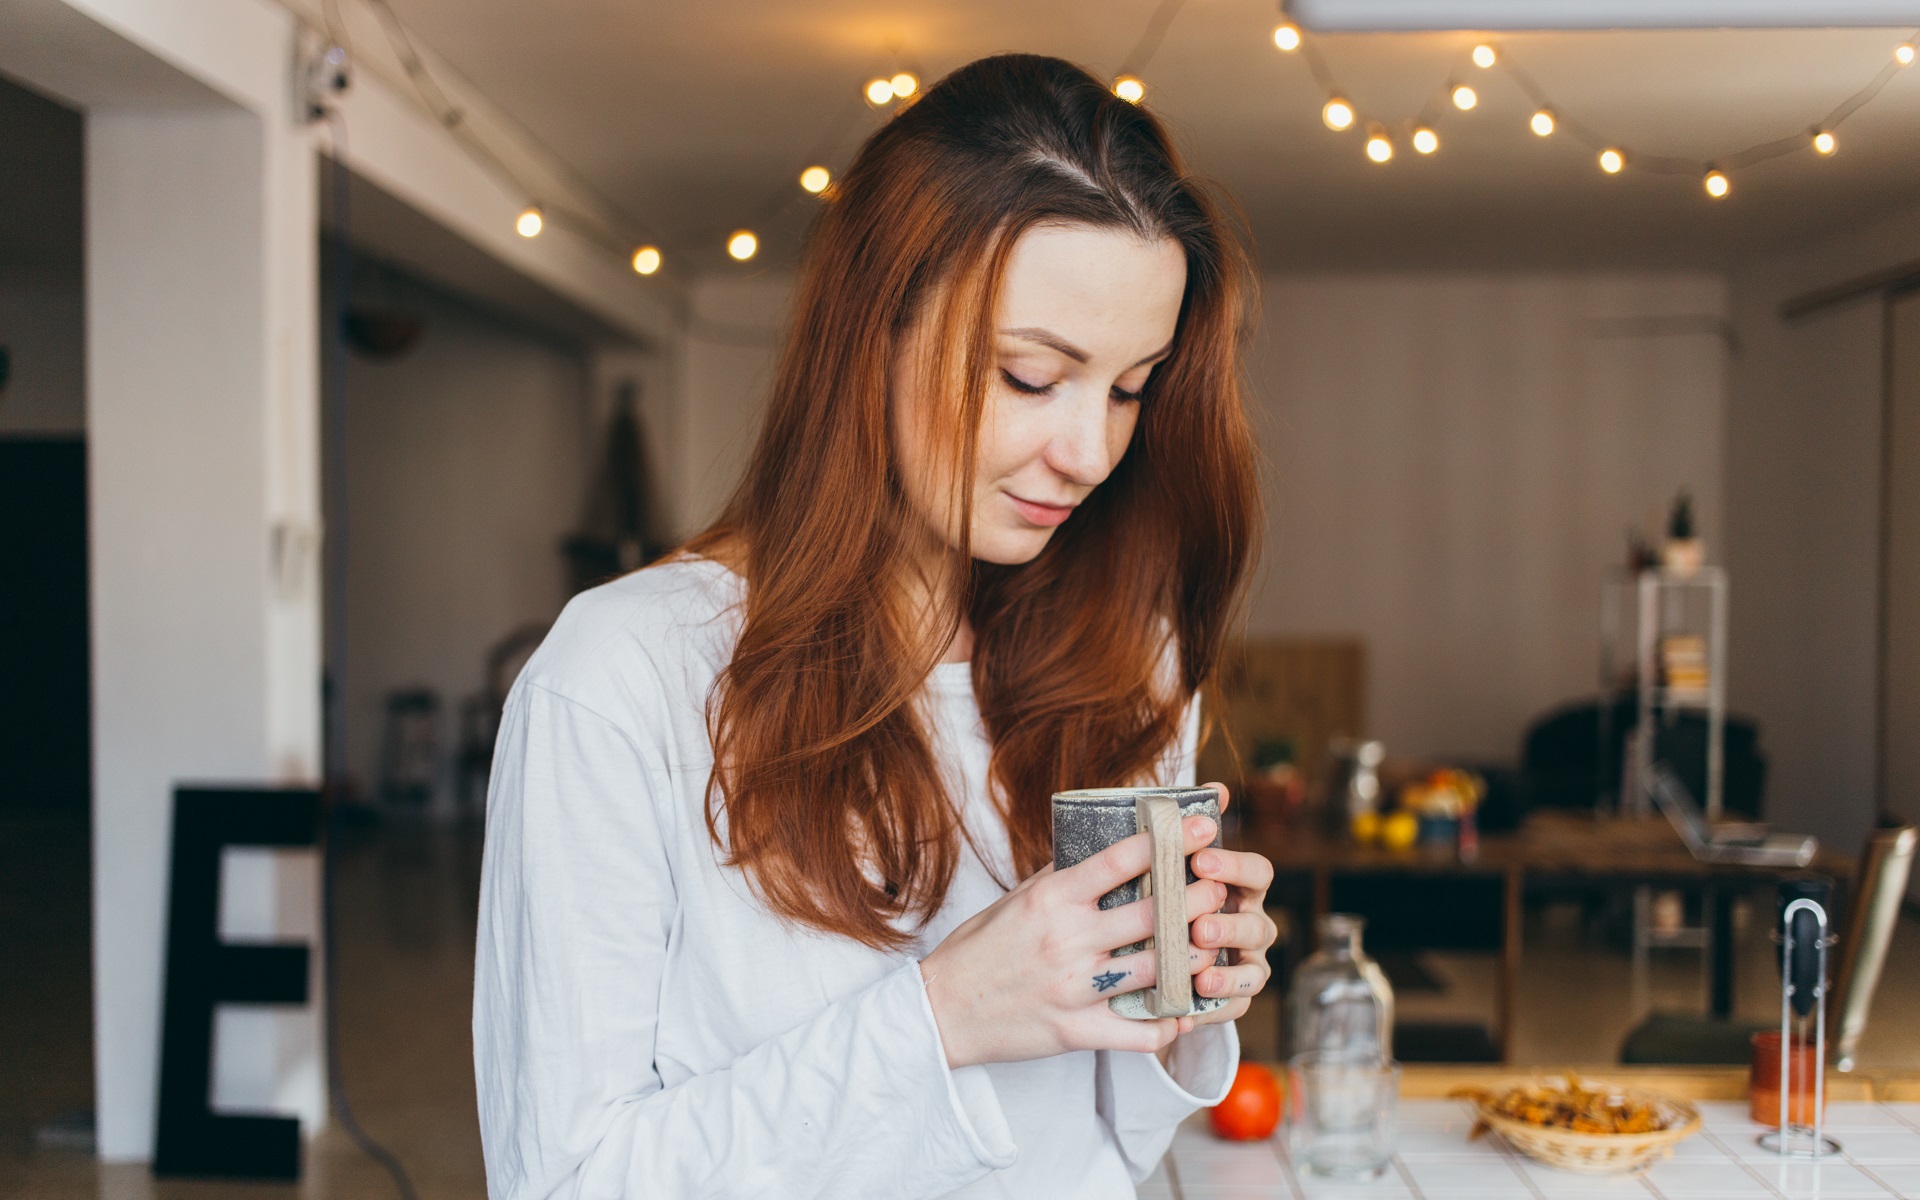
[{"x1": 1237, "y1": 810, "x2": 1855, "y2": 1062}]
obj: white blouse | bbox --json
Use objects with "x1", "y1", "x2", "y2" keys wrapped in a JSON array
[{"x1": 472, "y1": 557, "x2": 1238, "y2": 1199}]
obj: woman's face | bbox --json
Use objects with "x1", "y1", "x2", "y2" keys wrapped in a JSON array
[{"x1": 891, "y1": 223, "x2": 1188, "y2": 566}]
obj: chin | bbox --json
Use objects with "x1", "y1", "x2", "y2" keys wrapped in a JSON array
[{"x1": 970, "y1": 524, "x2": 1057, "y2": 566}]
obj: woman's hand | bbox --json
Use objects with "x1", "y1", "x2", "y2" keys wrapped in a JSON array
[
  {"x1": 1183, "y1": 782, "x2": 1278, "y2": 1028},
  {"x1": 920, "y1": 814, "x2": 1228, "y2": 1070}
]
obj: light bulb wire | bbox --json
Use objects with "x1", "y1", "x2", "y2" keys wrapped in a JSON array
[{"x1": 1278, "y1": 24, "x2": 1920, "y2": 182}]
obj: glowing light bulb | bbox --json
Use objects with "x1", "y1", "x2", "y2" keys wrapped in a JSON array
[
  {"x1": 1704, "y1": 170, "x2": 1729, "y2": 199},
  {"x1": 1813, "y1": 130, "x2": 1836, "y2": 155},
  {"x1": 1530, "y1": 109, "x2": 1555, "y2": 137},
  {"x1": 1451, "y1": 84, "x2": 1478, "y2": 111},
  {"x1": 799, "y1": 165, "x2": 831, "y2": 194},
  {"x1": 890, "y1": 72, "x2": 919, "y2": 98},
  {"x1": 1472, "y1": 43, "x2": 1497, "y2": 69},
  {"x1": 1322, "y1": 97, "x2": 1355, "y2": 130},
  {"x1": 1114, "y1": 75, "x2": 1146, "y2": 104},
  {"x1": 1598, "y1": 148, "x2": 1624, "y2": 174},
  {"x1": 1897, "y1": 42, "x2": 1916, "y2": 66},
  {"x1": 727, "y1": 230, "x2": 758, "y2": 261},
  {"x1": 631, "y1": 245, "x2": 661, "y2": 276},
  {"x1": 1365, "y1": 130, "x2": 1393, "y2": 163},
  {"x1": 865, "y1": 78, "x2": 894, "y2": 105},
  {"x1": 1412, "y1": 127, "x2": 1439, "y2": 154},
  {"x1": 1273, "y1": 22, "x2": 1301, "y2": 51},
  {"x1": 515, "y1": 206, "x2": 543, "y2": 238}
]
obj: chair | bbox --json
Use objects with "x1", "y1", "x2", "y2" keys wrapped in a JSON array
[{"x1": 1617, "y1": 818, "x2": 1917, "y2": 1067}]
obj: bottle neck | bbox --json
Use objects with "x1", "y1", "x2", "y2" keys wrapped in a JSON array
[{"x1": 1318, "y1": 916, "x2": 1365, "y2": 959}]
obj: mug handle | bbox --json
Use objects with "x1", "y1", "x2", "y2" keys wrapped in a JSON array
[{"x1": 1134, "y1": 795, "x2": 1192, "y2": 1018}]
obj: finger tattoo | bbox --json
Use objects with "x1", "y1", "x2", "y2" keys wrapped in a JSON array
[{"x1": 1092, "y1": 969, "x2": 1127, "y2": 993}]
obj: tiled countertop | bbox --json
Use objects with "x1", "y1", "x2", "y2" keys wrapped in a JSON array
[{"x1": 1143, "y1": 1100, "x2": 1920, "y2": 1200}]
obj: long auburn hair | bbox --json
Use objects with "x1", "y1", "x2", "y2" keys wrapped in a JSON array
[{"x1": 686, "y1": 53, "x2": 1260, "y2": 951}]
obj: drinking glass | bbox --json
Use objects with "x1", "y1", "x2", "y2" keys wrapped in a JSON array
[{"x1": 1285, "y1": 1053, "x2": 1401, "y2": 1181}]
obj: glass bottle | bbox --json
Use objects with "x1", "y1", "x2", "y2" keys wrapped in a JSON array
[{"x1": 1288, "y1": 913, "x2": 1395, "y2": 1060}]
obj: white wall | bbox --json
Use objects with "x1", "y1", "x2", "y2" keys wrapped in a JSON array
[
  {"x1": 0, "y1": 273, "x2": 85, "y2": 436},
  {"x1": 336, "y1": 280, "x2": 591, "y2": 809},
  {"x1": 677, "y1": 275, "x2": 791, "y2": 535},
  {"x1": 1724, "y1": 200, "x2": 1920, "y2": 855},
  {"x1": 1250, "y1": 273, "x2": 1728, "y2": 762}
]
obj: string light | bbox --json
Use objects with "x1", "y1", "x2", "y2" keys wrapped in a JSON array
[
  {"x1": 1897, "y1": 42, "x2": 1916, "y2": 66},
  {"x1": 727, "y1": 230, "x2": 759, "y2": 261},
  {"x1": 799, "y1": 165, "x2": 832, "y2": 194},
  {"x1": 890, "y1": 72, "x2": 919, "y2": 98},
  {"x1": 1322, "y1": 97, "x2": 1355, "y2": 130},
  {"x1": 1273, "y1": 22, "x2": 1302, "y2": 51},
  {"x1": 631, "y1": 245, "x2": 661, "y2": 275},
  {"x1": 1472, "y1": 44, "x2": 1497, "y2": 69},
  {"x1": 1365, "y1": 127, "x2": 1394, "y2": 163},
  {"x1": 1412, "y1": 126, "x2": 1439, "y2": 154},
  {"x1": 1451, "y1": 84, "x2": 1478, "y2": 111},
  {"x1": 865, "y1": 78, "x2": 895, "y2": 105},
  {"x1": 1598, "y1": 148, "x2": 1624, "y2": 174},
  {"x1": 1530, "y1": 108, "x2": 1556, "y2": 137},
  {"x1": 1704, "y1": 169, "x2": 1730, "y2": 199},
  {"x1": 1114, "y1": 75, "x2": 1146, "y2": 104},
  {"x1": 515, "y1": 206, "x2": 543, "y2": 238},
  {"x1": 1812, "y1": 130, "x2": 1836, "y2": 155}
]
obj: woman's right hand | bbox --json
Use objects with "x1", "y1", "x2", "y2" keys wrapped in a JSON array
[{"x1": 919, "y1": 814, "x2": 1227, "y2": 1069}]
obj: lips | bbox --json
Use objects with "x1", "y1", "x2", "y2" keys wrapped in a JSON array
[{"x1": 1006, "y1": 493, "x2": 1077, "y2": 528}]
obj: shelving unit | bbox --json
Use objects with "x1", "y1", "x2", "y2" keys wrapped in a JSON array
[
  {"x1": 1598, "y1": 565, "x2": 1729, "y2": 1013},
  {"x1": 1598, "y1": 565, "x2": 1729, "y2": 818}
]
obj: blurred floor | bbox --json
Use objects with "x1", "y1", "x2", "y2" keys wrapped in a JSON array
[{"x1": 3, "y1": 811, "x2": 1918, "y2": 1198}]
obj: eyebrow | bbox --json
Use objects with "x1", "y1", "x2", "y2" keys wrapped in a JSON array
[{"x1": 1000, "y1": 326, "x2": 1174, "y2": 369}]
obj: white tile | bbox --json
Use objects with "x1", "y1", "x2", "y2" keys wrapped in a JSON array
[
  {"x1": 1519, "y1": 1163, "x2": 1662, "y2": 1197},
  {"x1": 1828, "y1": 1106, "x2": 1920, "y2": 1130},
  {"x1": 1397, "y1": 1101, "x2": 1479, "y2": 1129},
  {"x1": 1395, "y1": 1125, "x2": 1511, "y2": 1157},
  {"x1": 1864, "y1": 1164, "x2": 1920, "y2": 1197},
  {"x1": 1640, "y1": 1160, "x2": 1776, "y2": 1196},
  {"x1": 1697, "y1": 1102, "x2": 1769, "y2": 1130},
  {"x1": 1402, "y1": 1158, "x2": 1533, "y2": 1191},
  {"x1": 1880, "y1": 1104, "x2": 1920, "y2": 1130},
  {"x1": 1665, "y1": 1134, "x2": 1739, "y2": 1160},
  {"x1": 1176, "y1": 1152, "x2": 1289, "y2": 1189},
  {"x1": 1290, "y1": 1178, "x2": 1412, "y2": 1200},
  {"x1": 1181, "y1": 1189, "x2": 1291, "y2": 1200},
  {"x1": 1837, "y1": 1130, "x2": 1920, "y2": 1164},
  {"x1": 1747, "y1": 1160, "x2": 1895, "y2": 1197}
]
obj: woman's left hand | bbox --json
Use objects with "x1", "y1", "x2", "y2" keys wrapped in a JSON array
[{"x1": 1185, "y1": 782, "x2": 1277, "y2": 1026}]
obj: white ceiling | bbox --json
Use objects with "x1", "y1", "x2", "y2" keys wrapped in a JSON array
[{"x1": 340, "y1": 2, "x2": 1920, "y2": 273}]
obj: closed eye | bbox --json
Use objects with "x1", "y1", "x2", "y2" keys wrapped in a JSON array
[
  {"x1": 1000, "y1": 368, "x2": 1054, "y2": 396},
  {"x1": 1111, "y1": 383, "x2": 1144, "y2": 403}
]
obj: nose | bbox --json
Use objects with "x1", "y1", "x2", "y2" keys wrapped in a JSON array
[{"x1": 1042, "y1": 389, "x2": 1116, "y2": 487}]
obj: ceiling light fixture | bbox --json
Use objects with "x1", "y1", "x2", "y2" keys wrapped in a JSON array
[
  {"x1": 727, "y1": 230, "x2": 759, "y2": 261},
  {"x1": 1412, "y1": 126, "x2": 1439, "y2": 154},
  {"x1": 1812, "y1": 130, "x2": 1836, "y2": 155},
  {"x1": 1704, "y1": 169, "x2": 1729, "y2": 199},
  {"x1": 631, "y1": 245, "x2": 661, "y2": 275},
  {"x1": 515, "y1": 206, "x2": 543, "y2": 238},
  {"x1": 1472, "y1": 43, "x2": 1497, "y2": 68},
  {"x1": 890, "y1": 72, "x2": 919, "y2": 98},
  {"x1": 1274, "y1": 22, "x2": 1303, "y2": 50},
  {"x1": 1114, "y1": 75, "x2": 1146, "y2": 103},
  {"x1": 1530, "y1": 108, "x2": 1555, "y2": 137},
  {"x1": 1897, "y1": 42, "x2": 1916, "y2": 66},
  {"x1": 799, "y1": 165, "x2": 831, "y2": 194},
  {"x1": 1598, "y1": 148, "x2": 1624, "y2": 173},
  {"x1": 1322, "y1": 96, "x2": 1355, "y2": 129},
  {"x1": 1365, "y1": 126, "x2": 1394, "y2": 162},
  {"x1": 865, "y1": 78, "x2": 894, "y2": 105},
  {"x1": 1450, "y1": 83, "x2": 1478, "y2": 110}
]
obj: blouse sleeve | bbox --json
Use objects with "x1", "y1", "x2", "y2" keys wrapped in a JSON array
[
  {"x1": 472, "y1": 682, "x2": 1017, "y2": 1200},
  {"x1": 1093, "y1": 694, "x2": 1241, "y2": 1180}
]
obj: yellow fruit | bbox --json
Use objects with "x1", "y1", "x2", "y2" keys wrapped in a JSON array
[
  {"x1": 1349, "y1": 812, "x2": 1381, "y2": 844},
  {"x1": 1381, "y1": 810, "x2": 1420, "y2": 851}
]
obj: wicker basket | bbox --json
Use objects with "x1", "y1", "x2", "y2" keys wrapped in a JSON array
[{"x1": 1471, "y1": 1087, "x2": 1701, "y2": 1175}]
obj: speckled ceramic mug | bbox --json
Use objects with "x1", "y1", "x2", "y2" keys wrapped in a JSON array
[{"x1": 1051, "y1": 786, "x2": 1230, "y2": 1020}]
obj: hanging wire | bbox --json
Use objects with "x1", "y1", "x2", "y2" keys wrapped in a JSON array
[{"x1": 1283, "y1": 23, "x2": 1920, "y2": 184}]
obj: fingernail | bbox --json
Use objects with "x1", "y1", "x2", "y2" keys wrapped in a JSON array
[
  {"x1": 1199, "y1": 918, "x2": 1217, "y2": 942},
  {"x1": 1193, "y1": 817, "x2": 1216, "y2": 837},
  {"x1": 1194, "y1": 850, "x2": 1218, "y2": 873}
]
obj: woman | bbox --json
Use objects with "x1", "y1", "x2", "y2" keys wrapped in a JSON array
[{"x1": 474, "y1": 52, "x2": 1275, "y2": 1199}]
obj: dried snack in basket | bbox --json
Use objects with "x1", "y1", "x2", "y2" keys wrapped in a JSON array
[{"x1": 1448, "y1": 1076, "x2": 1668, "y2": 1135}]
